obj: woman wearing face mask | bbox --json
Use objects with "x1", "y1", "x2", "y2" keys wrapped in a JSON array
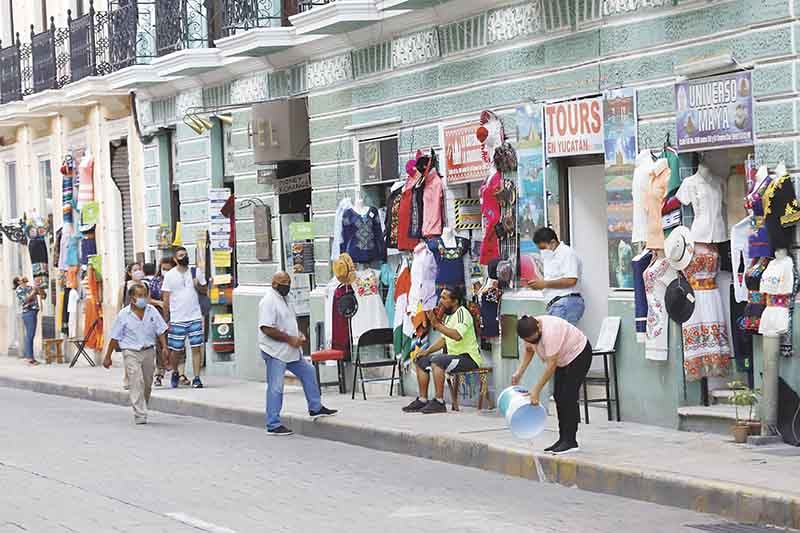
[{"x1": 13, "y1": 276, "x2": 46, "y2": 365}]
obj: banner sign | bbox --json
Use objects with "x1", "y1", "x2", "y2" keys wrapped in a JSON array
[
  {"x1": 516, "y1": 103, "x2": 546, "y2": 283},
  {"x1": 544, "y1": 97, "x2": 604, "y2": 157},
  {"x1": 603, "y1": 88, "x2": 637, "y2": 289},
  {"x1": 443, "y1": 122, "x2": 492, "y2": 184},
  {"x1": 675, "y1": 72, "x2": 753, "y2": 151}
]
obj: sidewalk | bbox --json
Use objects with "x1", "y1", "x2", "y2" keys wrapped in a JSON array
[{"x1": 1, "y1": 356, "x2": 799, "y2": 529}]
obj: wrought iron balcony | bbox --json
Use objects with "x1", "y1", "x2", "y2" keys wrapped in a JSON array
[
  {"x1": 69, "y1": 0, "x2": 112, "y2": 81},
  {"x1": 29, "y1": 19, "x2": 72, "y2": 93},
  {"x1": 155, "y1": 0, "x2": 209, "y2": 56},
  {"x1": 109, "y1": 0, "x2": 157, "y2": 71},
  {"x1": 219, "y1": 0, "x2": 289, "y2": 35},
  {"x1": 0, "y1": 39, "x2": 22, "y2": 104}
]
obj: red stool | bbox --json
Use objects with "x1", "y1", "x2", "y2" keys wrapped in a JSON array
[{"x1": 311, "y1": 349, "x2": 347, "y2": 395}]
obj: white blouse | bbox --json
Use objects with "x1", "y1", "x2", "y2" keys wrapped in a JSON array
[{"x1": 677, "y1": 169, "x2": 728, "y2": 243}]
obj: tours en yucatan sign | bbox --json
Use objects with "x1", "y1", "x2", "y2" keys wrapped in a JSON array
[{"x1": 544, "y1": 97, "x2": 605, "y2": 157}]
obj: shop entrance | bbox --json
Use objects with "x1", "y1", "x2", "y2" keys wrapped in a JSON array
[{"x1": 567, "y1": 163, "x2": 609, "y2": 343}]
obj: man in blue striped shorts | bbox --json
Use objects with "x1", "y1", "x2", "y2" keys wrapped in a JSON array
[{"x1": 162, "y1": 247, "x2": 207, "y2": 389}]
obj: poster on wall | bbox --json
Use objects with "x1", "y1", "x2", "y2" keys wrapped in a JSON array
[
  {"x1": 544, "y1": 97, "x2": 604, "y2": 157},
  {"x1": 675, "y1": 71, "x2": 753, "y2": 151},
  {"x1": 443, "y1": 122, "x2": 492, "y2": 184},
  {"x1": 603, "y1": 88, "x2": 637, "y2": 289},
  {"x1": 515, "y1": 103, "x2": 545, "y2": 283}
]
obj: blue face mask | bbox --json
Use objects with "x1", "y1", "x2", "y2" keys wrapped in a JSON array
[{"x1": 134, "y1": 297, "x2": 148, "y2": 309}]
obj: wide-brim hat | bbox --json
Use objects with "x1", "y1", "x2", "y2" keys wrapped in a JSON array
[
  {"x1": 664, "y1": 225, "x2": 694, "y2": 271},
  {"x1": 332, "y1": 253, "x2": 356, "y2": 285},
  {"x1": 336, "y1": 290, "x2": 358, "y2": 319},
  {"x1": 665, "y1": 273, "x2": 696, "y2": 324}
]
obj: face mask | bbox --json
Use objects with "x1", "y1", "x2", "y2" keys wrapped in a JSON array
[
  {"x1": 275, "y1": 284, "x2": 291, "y2": 297},
  {"x1": 132, "y1": 270, "x2": 144, "y2": 281},
  {"x1": 177, "y1": 256, "x2": 190, "y2": 267},
  {"x1": 540, "y1": 249, "x2": 554, "y2": 260},
  {"x1": 134, "y1": 297, "x2": 148, "y2": 309}
]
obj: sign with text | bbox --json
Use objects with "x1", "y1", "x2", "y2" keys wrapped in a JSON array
[
  {"x1": 676, "y1": 72, "x2": 753, "y2": 151},
  {"x1": 275, "y1": 173, "x2": 311, "y2": 195},
  {"x1": 443, "y1": 122, "x2": 492, "y2": 184},
  {"x1": 544, "y1": 98, "x2": 604, "y2": 157}
]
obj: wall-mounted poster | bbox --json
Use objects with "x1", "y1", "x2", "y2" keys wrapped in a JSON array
[
  {"x1": 443, "y1": 122, "x2": 492, "y2": 184},
  {"x1": 516, "y1": 103, "x2": 545, "y2": 283},
  {"x1": 544, "y1": 97, "x2": 604, "y2": 157},
  {"x1": 603, "y1": 88, "x2": 637, "y2": 289},
  {"x1": 675, "y1": 72, "x2": 753, "y2": 151}
]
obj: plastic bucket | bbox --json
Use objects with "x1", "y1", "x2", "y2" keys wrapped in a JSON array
[
  {"x1": 498, "y1": 385, "x2": 527, "y2": 417},
  {"x1": 505, "y1": 395, "x2": 547, "y2": 439}
]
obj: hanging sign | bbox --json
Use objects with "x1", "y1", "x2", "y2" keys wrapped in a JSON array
[
  {"x1": 443, "y1": 122, "x2": 492, "y2": 184},
  {"x1": 675, "y1": 71, "x2": 753, "y2": 151},
  {"x1": 544, "y1": 97, "x2": 604, "y2": 157},
  {"x1": 275, "y1": 173, "x2": 311, "y2": 195}
]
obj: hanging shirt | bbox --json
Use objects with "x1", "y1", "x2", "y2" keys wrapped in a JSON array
[
  {"x1": 397, "y1": 176, "x2": 420, "y2": 251},
  {"x1": 645, "y1": 159, "x2": 670, "y2": 249},
  {"x1": 632, "y1": 150, "x2": 656, "y2": 244},
  {"x1": 408, "y1": 242, "x2": 438, "y2": 312},
  {"x1": 421, "y1": 169, "x2": 444, "y2": 238},
  {"x1": 731, "y1": 217, "x2": 752, "y2": 303},
  {"x1": 763, "y1": 173, "x2": 800, "y2": 251},
  {"x1": 331, "y1": 198, "x2": 353, "y2": 261},
  {"x1": 677, "y1": 169, "x2": 728, "y2": 243},
  {"x1": 384, "y1": 185, "x2": 403, "y2": 250},
  {"x1": 428, "y1": 236, "x2": 470, "y2": 288},
  {"x1": 351, "y1": 269, "x2": 389, "y2": 341},
  {"x1": 479, "y1": 170, "x2": 502, "y2": 265},
  {"x1": 340, "y1": 207, "x2": 386, "y2": 263},
  {"x1": 379, "y1": 263, "x2": 397, "y2": 326}
]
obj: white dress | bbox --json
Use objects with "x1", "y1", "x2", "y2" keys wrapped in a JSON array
[
  {"x1": 643, "y1": 255, "x2": 676, "y2": 361},
  {"x1": 407, "y1": 242, "x2": 438, "y2": 313},
  {"x1": 350, "y1": 269, "x2": 389, "y2": 341},
  {"x1": 632, "y1": 150, "x2": 656, "y2": 244},
  {"x1": 676, "y1": 169, "x2": 728, "y2": 243},
  {"x1": 758, "y1": 253, "x2": 794, "y2": 337}
]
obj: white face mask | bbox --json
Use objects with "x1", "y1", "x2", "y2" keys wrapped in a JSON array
[{"x1": 540, "y1": 249, "x2": 554, "y2": 260}]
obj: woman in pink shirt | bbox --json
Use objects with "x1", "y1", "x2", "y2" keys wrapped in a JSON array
[{"x1": 512, "y1": 315, "x2": 592, "y2": 455}]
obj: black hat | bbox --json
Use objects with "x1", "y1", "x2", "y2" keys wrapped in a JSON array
[
  {"x1": 665, "y1": 274, "x2": 695, "y2": 324},
  {"x1": 336, "y1": 291, "x2": 358, "y2": 319}
]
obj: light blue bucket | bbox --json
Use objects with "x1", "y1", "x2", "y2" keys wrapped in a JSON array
[
  {"x1": 498, "y1": 385, "x2": 527, "y2": 417},
  {"x1": 500, "y1": 386, "x2": 547, "y2": 439}
]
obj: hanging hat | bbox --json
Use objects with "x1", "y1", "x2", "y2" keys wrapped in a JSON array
[
  {"x1": 664, "y1": 225, "x2": 694, "y2": 271},
  {"x1": 332, "y1": 253, "x2": 356, "y2": 285},
  {"x1": 497, "y1": 259, "x2": 514, "y2": 285},
  {"x1": 665, "y1": 274, "x2": 696, "y2": 324},
  {"x1": 336, "y1": 290, "x2": 358, "y2": 319}
]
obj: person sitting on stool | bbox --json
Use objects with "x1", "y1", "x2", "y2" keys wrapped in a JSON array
[
  {"x1": 526, "y1": 227, "x2": 585, "y2": 325},
  {"x1": 402, "y1": 287, "x2": 483, "y2": 414}
]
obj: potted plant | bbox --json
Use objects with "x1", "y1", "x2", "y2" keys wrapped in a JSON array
[{"x1": 728, "y1": 381, "x2": 760, "y2": 444}]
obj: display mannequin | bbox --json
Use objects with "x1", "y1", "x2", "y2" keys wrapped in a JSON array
[
  {"x1": 353, "y1": 196, "x2": 369, "y2": 216},
  {"x1": 477, "y1": 112, "x2": 505, "y2": 264},
  {"x1": 758, "y1": 248, "x2": 794, "y2": 336},
  {"x1": 440, "y1": 226, "x2": 457, "y2": 248},
  {"x1": 428, "y1": 227, "x2": 470, "y2": 291},
  {"x1": 676, "y1": 159, "x2": 727, "y2": 243},
  {"x1": 340, "y1": 200, "x2": 385, "y2": 263}
]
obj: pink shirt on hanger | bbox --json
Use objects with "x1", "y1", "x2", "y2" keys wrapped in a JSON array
[
  {"x1": 645, "y1": 159, "x2": 670, "y2": 249},
  {"x1": 421, "y1": 169, "x2": 443, "y2": 238}
]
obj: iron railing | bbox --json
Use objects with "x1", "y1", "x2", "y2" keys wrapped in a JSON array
[
  {"x1": 220, "y1": 0, "x2": 285, "y2": 35},
  {"x1": 30, "y1": 19, "x2": 71, "y2": 92},
  {"x1": 69, "y1": 0, "x2": 113, "y2": 81},
  {"x1": 295, "y1": 0, "x2": 334, "y2": 14},
  {"x1": 0, "y1": 39, "x2": 22, "y2": 104},
  {"x1": 109, "y1": 0, "x2": 157, "y2": 70},
  {"x1": 155, "y1": 0, "x2": 209, "y2": 56}
]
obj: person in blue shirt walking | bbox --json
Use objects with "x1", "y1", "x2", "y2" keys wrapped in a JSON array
[{"x1": 103, "y1": 283, "x2": 169, "y2": 424}]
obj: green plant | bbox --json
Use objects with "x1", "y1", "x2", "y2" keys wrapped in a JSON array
[{"x1": 728, "y1": 381, "x2": 761, "y2": 424}]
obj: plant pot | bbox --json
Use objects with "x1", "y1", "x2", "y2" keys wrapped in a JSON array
[
  {"x1": 732, "y1": 423, "x2": 750, "y2": 444},
  {"x1": 747, "y1": 420, "x2": 761, "y2": 435}
]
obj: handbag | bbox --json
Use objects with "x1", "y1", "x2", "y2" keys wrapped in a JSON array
[{"x1": 493, "y1": 142, "x2": 518, "y2": 174}]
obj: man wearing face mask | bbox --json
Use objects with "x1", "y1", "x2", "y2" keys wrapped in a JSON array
[
  {"x1": 526, "y1": 227, "x2": 585, "y2": 325},
  {"x1": 162, "y1": 247, "x2": 207, "y2": 389},
  {"x1": 259, "y1": 272, "x2": 337, "y2": 436},
  {"x1": 103, "y1": 283, "x2": 169, "y2": 424}
]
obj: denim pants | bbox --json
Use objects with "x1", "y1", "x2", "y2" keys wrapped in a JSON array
[
  {"x1": 547, "y1": 295, "x2": 585, "y2": 326},
  {"x1": 21, "y1": 310, "x2": 38, "y2": 359},
  {"x1": 261, "y1": 351, "x2": 322, "y2": 430}
]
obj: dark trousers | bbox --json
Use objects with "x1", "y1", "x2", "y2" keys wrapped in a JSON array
[{"x1": 554, "y1": 341, "x2": 592, "y2": 444}]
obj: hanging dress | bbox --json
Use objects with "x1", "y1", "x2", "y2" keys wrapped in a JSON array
[
  {"x1": 479, "y1": 170, "x2": 502, "y2": 265},
  {"x1": 739, "y1": 257, "x2": 771, "y2": 333},
  {"x1": 643, "y1": 254, "x2": 675, "y2": 361}
]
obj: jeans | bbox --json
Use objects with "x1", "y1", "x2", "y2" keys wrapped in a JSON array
[
  {"x1": 554, "y1": 342, "x2": 593, "y2": 444},
  {"x1": 21, "y1": 310, "x2": 38, "y2": 359},
  {"x1": 547, "y1": 295, "x2": 585, "y2": 325},
  {"x1": 261, "y1": 351, "x2": 322, "y2": 430}
]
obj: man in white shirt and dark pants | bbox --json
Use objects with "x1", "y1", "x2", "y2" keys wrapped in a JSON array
[
  {"x1": 526, "y1": 227, "x2": 585, "y2": 325},
  {"x1": 103, "y1": 283, "x2": 169, "y2": 424},
  {"x1": 259, "y1": 271, "x2": 337, "y2": 436}
]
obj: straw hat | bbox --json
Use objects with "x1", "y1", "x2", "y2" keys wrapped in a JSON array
[
  {"x1": 332, "y1": 253, "x2": 356, "y2": 285},
  {"x1": 664, "y1": 226, "x2": 694, "y2": 272}
]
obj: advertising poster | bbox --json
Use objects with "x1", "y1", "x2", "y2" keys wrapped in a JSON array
[
  {"x1": 516, "y1": 103, "x2": 545, "y2": 283},
  {"x1": 443, "y1": 122, "x2": 492, "y2": 184},
  {"x1": 675, "y1": 71, "x2": 753, "y2": 151},
  {"x1": 544, "y1": 97, "x2": 604, "y2": 157},
  {"x1": 603, "y1": 88, "x2": 637, "y2": 289}
]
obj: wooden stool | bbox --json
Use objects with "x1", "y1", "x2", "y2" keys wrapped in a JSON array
[
  {"x1": 447, "y1": 367, "x2": 493, "y2": 411},
  {"x1": 43, "y1": 339, "x2": 64, "y2": 364}
]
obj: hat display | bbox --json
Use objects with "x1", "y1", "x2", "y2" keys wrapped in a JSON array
[
  {"x1": 665, "y1": 274, "x2": 696, "y2": 324},
  {"x1": 332, "y1": 253, "x2": 356, "y2": 285},
  {"x1": 336, "y1": 290, "x2": 358, "y2": 319},
  {"x1": 664, "y1": 225, "x2": 694, "y2": 271}
]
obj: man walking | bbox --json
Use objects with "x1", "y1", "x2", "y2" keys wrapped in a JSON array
[
  {"x1": 162, "y1": 247, "x2": 206, "y2": 389},
  {"x1": 103, "y1": 283, "x2": 168, "y2": 424},
  {"x1": 259, "y1": 272, "x2": 337, "y2": 435},
  {"x1": 526, "y1": 227, "x2": 585, "y2": 325}
]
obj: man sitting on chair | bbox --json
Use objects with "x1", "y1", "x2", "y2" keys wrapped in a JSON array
[{"x1": 402, "y1": 287, "x2": 483, "y2": 414}]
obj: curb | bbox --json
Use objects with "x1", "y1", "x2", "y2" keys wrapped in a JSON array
[{"x1": 1, "y1": 375, "x2": 798, "y2": 529}]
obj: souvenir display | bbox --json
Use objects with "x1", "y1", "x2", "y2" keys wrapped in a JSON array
[{"x1": 759, "y1": 249, "x2": 794, "y2": 337}]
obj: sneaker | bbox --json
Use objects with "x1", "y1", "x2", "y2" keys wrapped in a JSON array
[
  {"x1": 544, "y1": 439, "x2": 562, "y2": 452},
  {"x1": 267, "y1": 425, "x2": 294, "y2": 436},
  {"x1": 134, "y1": 417, "x2": 147, "y2": 425},
  {"x1": 170, "y1": 372, "x2": 179, "y2": 389},
  {"x1": 309, "y1": 406, "x2": 337, "y2": 419},
  {"x1": 191, "y1": 376, "x2": 203, "y2": 389},
  {"x1": 402, "y1": 398, "x2": 428, "y2": 413},
  {"x1": 179, "y1": 375, "x2": 190, "y2": 386},
  {"x1": 153, "y1": 375, "x2": 163, "y2": 388},
  {"x1": 550, "y1": 441, "x2": 580, "y2": 455},
  {"x1": 421, "y1": 399, "x2": 447, "y2": 414}
]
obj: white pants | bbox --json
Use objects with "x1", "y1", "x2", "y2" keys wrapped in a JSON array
[{"x1": 123, "y1": 348, "x2": 155, "y2": 422}]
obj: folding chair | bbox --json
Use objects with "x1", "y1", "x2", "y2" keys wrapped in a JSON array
[
  {"x1": 70, "y1": 318, "x2": 100, "y2": 368},
  {"x1": 351, "y1": 327, "x2": 403, "y2": 400}
]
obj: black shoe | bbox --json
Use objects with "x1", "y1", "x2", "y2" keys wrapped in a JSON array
[
  {"x1": 544, "y1": 439, "x2": 562, "y2": 452},
  {"x1": 153, "y1": 374, "x2": 163, "y2": 388},
  {"x1": 267, "y1": 425, "x2": 294, "y2": 436},
  {"x1": 402, "y1": 398, "x2": 428, "y2": 413},
  {"x1": 421, "y1": 399, "x2": 447, "y2": 414},
  {"x1": 191, "y1": 376, "x2": 204, "y2": 389},
  {"x1": 550, "y1": 441, "x2": 580, "y2": 455},
  {"x1": 309, "y1": 406, "x2": 338, "y2": 419}
]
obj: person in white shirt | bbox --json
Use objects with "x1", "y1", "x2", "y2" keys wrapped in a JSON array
[
  {"x1": 162, "y1": 247, "x2": 207, "y2": 389},
  {"x1": 259, "y1": 272, "x2": 337, "y2": 436},
  {"x1": 526, "y1": 227, "x2": 585, "y2": 325}
]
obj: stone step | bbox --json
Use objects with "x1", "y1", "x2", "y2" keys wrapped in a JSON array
[
  {"x1": 677, "y1": 404, "x2": 760, "y2": 435},
  {"x1": 710, "y1": 388, "x2": 735, "y2": 405}
]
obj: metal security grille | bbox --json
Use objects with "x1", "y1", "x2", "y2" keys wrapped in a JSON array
[
  {"x1": 110, "y1": 141, "x2": 135, "y2": 265},
  {"x1": 202, "y1": 83, "x2": 233, "y2": 109},
  {"x1": 352, "y1": 41, "x2": 392, "y2": 78},
  {"x1": 288, "y1": 63, "x2": 306, "y2": 95},
  {"x1": 152, "y1": 96, "x2": 176, "y2": 124},
  {"x1": 439, "y1": 13, "x2": 487, "y2": 56}
]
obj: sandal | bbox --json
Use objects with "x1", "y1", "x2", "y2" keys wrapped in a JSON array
[{"x1": 179, "y1": 375, "x2": 191, "y2": 386}]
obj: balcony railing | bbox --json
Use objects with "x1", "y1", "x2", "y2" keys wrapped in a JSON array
[
  {"x1": 109, "y1": 0, "x2": 157, "y2": 71},
  {"x1": 295, "y1": 0, "x2": 334, "y2": 14},
  {"x1": 0, "y1": 39, "x2": 22, "y2": 104},
  {"x1": 69, "y1": 0, "x2": 112, "y2": 81},
  {"x1": 155, "y1": 0, "x2": 209, "y2": 56},
  {"x1": 220, "y1": 0, "x2": 287, "y2": 35},
  {"x1": 30, "y1": 19, "x2": 71, "y2": 92}
]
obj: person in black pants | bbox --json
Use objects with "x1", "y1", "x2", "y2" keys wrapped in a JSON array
[{"x1": 512, "y1": 315, "x2": 592, "y2": 455}]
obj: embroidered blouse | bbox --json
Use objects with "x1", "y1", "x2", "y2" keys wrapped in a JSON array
[
  {"x1": 428, "y1": 236, "x2": 470, "y2": 288},
  {"x1": 340, "y1": 207, "x2": 386, "y2": 263}
]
